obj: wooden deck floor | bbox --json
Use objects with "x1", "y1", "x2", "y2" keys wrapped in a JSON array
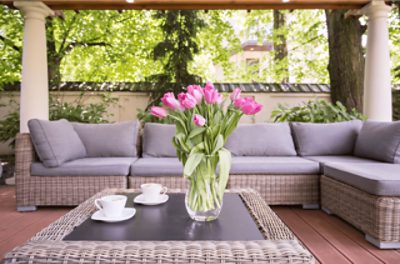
[{"x1": 1, "y1": 185, "x2": 399, "y2": 263}]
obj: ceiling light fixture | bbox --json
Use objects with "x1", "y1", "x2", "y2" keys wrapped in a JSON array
[
  {"x1": 126, "y1": 0, "x2": 135, "y2": 3},
  {"x1": 282, "y1": 0, "x2": 290, "y2": 3}
]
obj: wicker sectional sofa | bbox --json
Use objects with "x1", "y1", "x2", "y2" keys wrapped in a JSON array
[{"x1": 15, "y1": 119, "x2": 400, "y2": 248}]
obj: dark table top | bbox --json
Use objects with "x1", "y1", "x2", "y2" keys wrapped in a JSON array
[{"x1": 64, "y1": 193, "x2": 265, "y2": 241}]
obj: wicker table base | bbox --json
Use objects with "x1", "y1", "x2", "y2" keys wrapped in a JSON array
[{"x1": 3, "y1": 189, "x2": 314, "y2": 264}]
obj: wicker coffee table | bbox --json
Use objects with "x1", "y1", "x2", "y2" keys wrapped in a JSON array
[{"x1": 3, "y1": 189, "x2": 314, "y2": 263}]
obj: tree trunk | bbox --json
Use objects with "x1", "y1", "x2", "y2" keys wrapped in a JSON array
[
  {"x1": 325, "y1": 10, "x2": 364, "y2": 112},
  {"x1": 46, "y1": 20, "x2": 62, "y2": 89},
  {"x1": 273, "y1": 10, "x2": 289, "y2": 83}
]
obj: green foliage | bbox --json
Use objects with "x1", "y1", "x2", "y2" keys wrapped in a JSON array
[
  {"x1": 145, "y1": 11, "x2": 205, "y2": 107},
  {"x1": 1, "y1": 6, "x2": 399, "y2": 87},
  {"x1": 390, "y1": 11, "x2": 400, "y2": 83},
  {"x1": 49, "y1": 93, "x2": 117, "y2": 123},
  {"x1": 0, "y1": 6, "x2": 23, "y2": 89},
  {"x1": 271, "y1": 100, "x2": 366, "y2": 123},
  {"x1": 0, "y1": 93, "x2": 118, "y2": 147},
  {"x1": 59, "y1": 10, "x2": 163, "y2": 83},
  {"x1": 0, "y1": 111, "x2": 19, "y2": 147}
]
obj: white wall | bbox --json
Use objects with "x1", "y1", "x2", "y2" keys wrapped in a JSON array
[{"x1": 0, "y1": 91, "x2": 330, "y2": 155}]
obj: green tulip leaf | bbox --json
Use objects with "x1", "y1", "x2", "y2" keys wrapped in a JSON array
[{"x1": 184, "y1": 153, "x2": 204, "y2": 177}]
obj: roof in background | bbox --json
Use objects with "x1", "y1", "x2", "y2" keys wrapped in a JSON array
[
  {"x1": 3, "y1": 82, "x2": 400, "y2": 93},
  {"x1": 3, "y1": 82, "x2": 331, "y2": 93}
]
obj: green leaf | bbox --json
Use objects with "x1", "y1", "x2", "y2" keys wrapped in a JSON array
[
  {"x1": 212, "y1": 134, "x2": 224, "y2": 155},
  {"x1": 188, "y1": 127, "x2": 206, "y2": 139},
  {"x1": 217, "y1": 148, "x2": 231, "y2": 199},
  {"x1": 190, "y1": 141, "x2": 205, "y2": 154},
  {"x1": 184, "y1": 153, "x2": 204, "y2": 177}
]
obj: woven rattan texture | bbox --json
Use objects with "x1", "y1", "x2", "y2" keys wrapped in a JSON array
[
  {"x1": 15, "y1": 134, "x2": 127, "y2": 207},
  {"x1": 17, "y1": 133, "x2": 320, "y2": 207},
  {"x1": 4, "y1": 189, "x2": 314, "y2": 263},
  {"x1": 321, "y1": 175, "x2": 400, "y2": 243},
  {"x1": 129, "y1": 176, "x2": 188, "y2": 189},
  {"x1": 129, "y1": 174, "x2": 319, "y2": 206},
  {"x1": 229, "y1": 175, "x2": 319, "y2": 205}
]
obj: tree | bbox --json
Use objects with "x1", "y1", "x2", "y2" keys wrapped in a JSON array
[
  {"x1": 325, "y1": 10, "x2": 365, "y2": 112},
  {"x1": 229, "y1": 10, "x2": 329, "y2": 83},
  {"x1": 0, "y1": 7, "x2": 164, "y2": 87},
  {"x1": 0, "y1": 6, "x2": 23, "y2": 88},
  {"x1": 273, "y1": 10, "x2": 289, "y2": 83},
  {"x1": 145, "y1": 11, "x2": 205, "y2": 108}
]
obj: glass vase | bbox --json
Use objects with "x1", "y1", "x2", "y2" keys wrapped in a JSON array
[{"x1": 184, "y1": 155, "x2": 225, "y2": 221}]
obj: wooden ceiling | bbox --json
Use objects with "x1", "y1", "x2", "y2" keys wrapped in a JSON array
[{"x1": 2, "y1": 0, "x2": 381, "y2": 10}]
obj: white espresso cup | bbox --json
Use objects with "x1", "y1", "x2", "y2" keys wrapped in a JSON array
[
  {"x1": 95, "y1": 195, "x2": 127, "y2": 218},
  {"x1": 141, "y1": 183, "x2": 168, "y2": 202}
]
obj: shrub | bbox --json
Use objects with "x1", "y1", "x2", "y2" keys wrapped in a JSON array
[
  {"x1": 0, "y1": 93, "x2": 118, "y2": 148},
  {"x1": 271, "y1": 100, "x2": 366, "y2": 123}
]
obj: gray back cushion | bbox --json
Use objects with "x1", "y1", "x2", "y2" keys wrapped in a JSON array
[
  {"x1": 291, "y1": 120, "x2": 363, "y2": 156},
  {"x1": 28, "y1": 119, "x2": 87, "y2": 167},
  {"x1": 73, "y1": 121, "x2": 139, "y2": 157},
  {"x1": 354, "y1": 121, "x2": 400, "y2": 163},
  {"x1": 225, "y1": 123, "x2": 297, "y2": 156},
  {"x1": 143, "y1": 123, "x2": 177, "y2": 157}
]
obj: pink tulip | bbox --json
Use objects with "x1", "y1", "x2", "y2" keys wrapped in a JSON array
[
  {"x1": 150, "y1": 106, "x2": 168, "y2": 119},
  {"x1": 178, "y1": 92, "x2": 186, "y2": 102},
  {"x1": 193, "y1": 114, "x2": 206, "y2": 127},
  {"x1": 204, "y1": 82, "x2": 222, "y2": 104},
  {"x1": 233, "y1": 97, "x2": 246, "y2": 109},
  {"x1": 187, "y1": 85, "x2": 204, "y2": 104},
  {"x1": 178, "y1": 92, "x2": 197, "y2": 109},
  {"x1": 239, "y1": 97, "x2": 263, "y2": 115},
  {"x1": 161, "y1": 92, "x2": 181, "y2": 110},
  {"x1": 230, "y1": 88, "x2": 241, "y2": 101}
]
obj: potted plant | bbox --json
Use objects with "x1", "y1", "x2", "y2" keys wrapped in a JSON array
[{"x1": 150, "y1": 83, "x2": 263, "y2": 221}]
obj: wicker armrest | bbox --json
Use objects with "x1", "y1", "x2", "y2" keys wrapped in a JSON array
[{"x1": 15, "y1": 133, "x2": 35, "y2": 181}]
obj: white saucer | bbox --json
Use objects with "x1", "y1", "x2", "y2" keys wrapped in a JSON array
[
  {"x1": 91, "y1": 208, "x2": 136, "y2": 223},
  {"x1": 134, "y1": 194, "x2": 169, "y2": 205}
]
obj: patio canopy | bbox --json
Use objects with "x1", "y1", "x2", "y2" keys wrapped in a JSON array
[
  {"x1": 2, "y1": 0, "x2": 387, "y2": 10},
  {"x1": 1, "y1": 0, "x2": 394, "y2": 132}
]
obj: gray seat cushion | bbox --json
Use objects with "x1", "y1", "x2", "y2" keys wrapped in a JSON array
[
  {"x1": 354, "y1": 121, "x2": 400, "y2": 163},
  {"x1": 73, "y1": 121, "x2": 139, "y2": 157},
  {"x1": 142, "y1": 123, "x2": 177, "y2": 158},
  {"x1": 225, "y1": 123, "x2": 297, "y2": 156},
  {"x1": 324, "y1": 163, "x2": 400, "y2": 196},
  {"x1": 230, "y1": 157, "x2": 320, "y2": 175},
  {"x1": 304, "y1": 155, "x2": 380, "y2": 173},
  {"x1": 291, "y1": 120, "x2": 362, "y2": 156},
  {"x1": 28, "y1": 119, "x2": 87, "y2": 167},
  {"x1": 130, "y1": 158, "x2": 183, "y2": 176},
  {"x1": 31, "y1": 157, "x2": 137, "y2": 176}
]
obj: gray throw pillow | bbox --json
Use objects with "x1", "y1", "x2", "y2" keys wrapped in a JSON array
[
  {"x1": 354, "y1": 121, "x2": 400, "y2": 163},
  {"x1": 291, "y1": 120, "x2": 363, "y2": 156},
  {"x1": 143, "y1": 123, "x2": 177, "y2": 157},
  {"x1": 28, "y1": 119, "x2": 87, "y2": 167},
  {"x1": 73, "y1": 121, "x2": 139, "y2": 157},
  {"x1": 225, "y1": 123, "x2": 297, "y2": 156}
]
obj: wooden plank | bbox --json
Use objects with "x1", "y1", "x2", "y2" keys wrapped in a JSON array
[
  {"x1": 1, "y1": 186, "x2": 400, "y2": 262},
  {"x1": 274, "y1": 207, "x2": 351, "y2": 264},
  {"x1": 291, "y1": 208, "x2": 383, "y2": 264},
  {"x1": 312, "y1": 209, "x2": 400, "y2": 264},
  {"x1": 1, "y1": 0, "x2": 377, "y2": 10},
  {"x1": 0, "y1": 210, "x2": 66, "y2": 259}
]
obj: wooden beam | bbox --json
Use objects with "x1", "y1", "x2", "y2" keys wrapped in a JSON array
[{"x1": 2, "y1": 0, "x2": 383, "y2": 10}]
